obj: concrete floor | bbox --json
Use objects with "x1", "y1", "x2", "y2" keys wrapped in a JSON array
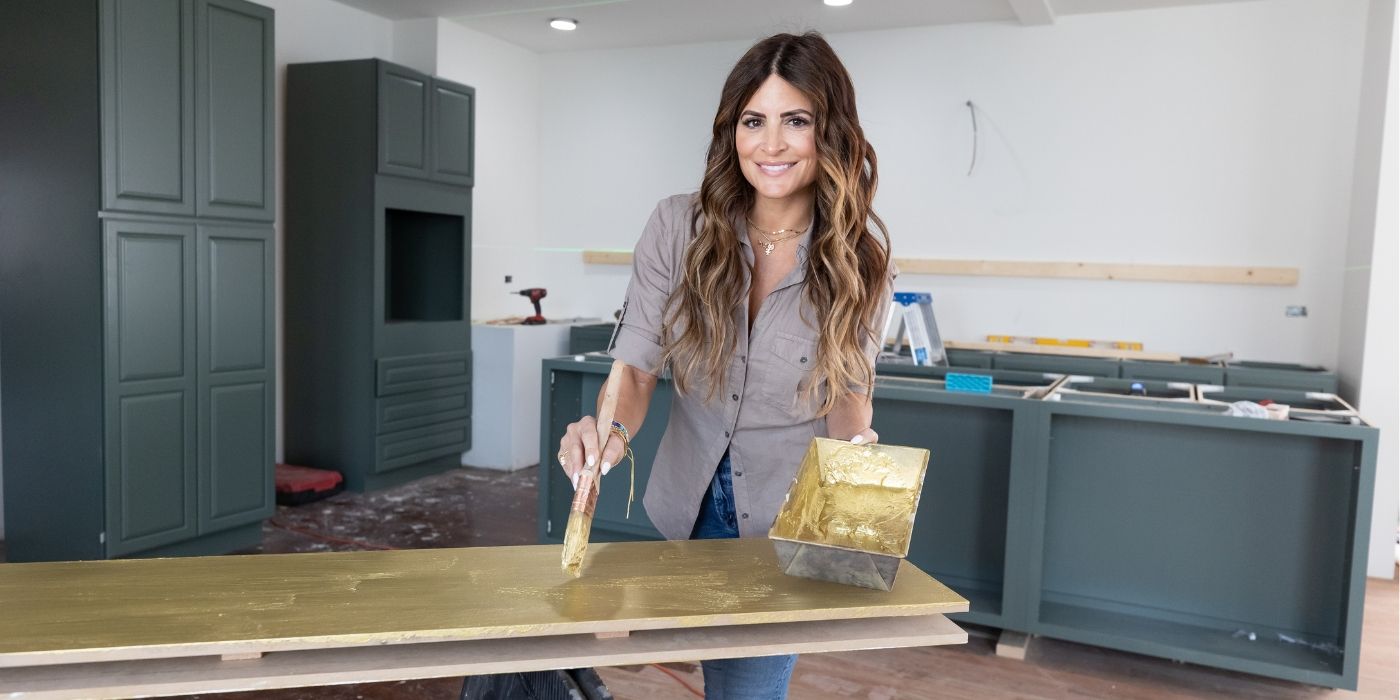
[{"x1": 4, "y1": 465, "x2": 1395, "y2": 699}]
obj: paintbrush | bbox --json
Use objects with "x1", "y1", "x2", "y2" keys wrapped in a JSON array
[{"x1": 561, "y1": 359, "x2": 627, "y2": 577}]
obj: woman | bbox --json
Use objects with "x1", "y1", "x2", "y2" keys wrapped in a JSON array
[{"x1": 558, "y1": 32, "x2": 894, "y2": 700}]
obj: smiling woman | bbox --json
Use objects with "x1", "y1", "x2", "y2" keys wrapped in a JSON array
[{"x1": 555, "y1": 31, "x2": 894, "y2": 700}]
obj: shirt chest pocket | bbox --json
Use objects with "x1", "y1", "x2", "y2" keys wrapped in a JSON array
[{"x1": 759, "y1": 331, "x2": 819, "y2": 414}]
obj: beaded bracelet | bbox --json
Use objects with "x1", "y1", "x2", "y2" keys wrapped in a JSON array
[{"x1": 608, "y1": 420, "x2": 637, "y2": 518}]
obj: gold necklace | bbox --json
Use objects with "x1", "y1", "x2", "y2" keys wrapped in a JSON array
[{"x1": 747, "y1": 220, "x2": 808, "y2": 256}]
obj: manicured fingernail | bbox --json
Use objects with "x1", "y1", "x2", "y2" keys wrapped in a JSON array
[
  {"x1": 586, "y1": 455, "x2": 596, "y2": 467},
  {"x1": 601, "y1": 461, "x2": 612, "y2": 475},
  {"x1": 851, "y1": 435, "x2": 864, "y2": 444},
  {"x1": 571, "y1": 472, "x2": 579, "y2": 490}
]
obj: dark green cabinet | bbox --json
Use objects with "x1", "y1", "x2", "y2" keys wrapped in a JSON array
[
  {"x1": 0, "y1": 0, "x2": 275, "y2": 562},
  {"x1": 195, "y1": 0, "x2": 274, "y2": 221},
  {"x1": 431, "y1": 80, "x2": 475, "y2": 185},
  {"x1": 375, "y1": 61, "x2": 475, "y2": 186},
  {"x1": 378, "y1": 61, "x2": 430, "y2": 179},
  {"x1": 287, "y1": 59, "x2": 474, "y2": 493},
  {"x1": 100, "y1": 0, "x2": 272, "y2": 222},
  {"x1": 101, "y1": 0, "x2": 195, "y2": 216},
  {"x1": 103, "y1": 220, "x2": 199, "y2": 556},
  {"x1": 197, "y1": 224, "x2": 275, "y2": 533}
]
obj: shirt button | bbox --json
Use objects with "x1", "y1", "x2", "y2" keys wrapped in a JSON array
[
  {"x1": 734, "y1": 471, "x2": 743, "y2": 477},
  {"x1": 731, "y1": 394, "x2": 739, "y2": 401},
  {"x1": 739, "y1": 355, "x2": 746, "y2": 362},
  {"x1": 741, "y1": 513, "x2": 749, "y2": 519},
  {"x1": 724, "y1": 431, "x2": 730, "y2": 438},
  {"x1": 800, "y1": 357, "x2": 807, "y2": 363}
]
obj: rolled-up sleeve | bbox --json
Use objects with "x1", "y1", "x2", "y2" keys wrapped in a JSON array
[{"x1": 607, "y1": 199, "x2": 680, "y2": 376}]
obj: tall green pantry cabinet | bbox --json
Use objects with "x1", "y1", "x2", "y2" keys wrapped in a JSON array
[
  {"x1": 285, "y1": 59, "x2": 475, "y2": 493},
  {"x1": 0, "y1": 0, "x2": 275, "y2": 561}
]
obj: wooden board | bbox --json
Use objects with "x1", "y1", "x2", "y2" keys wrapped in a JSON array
[
  {"x1": 581, "y1": 251, "x2": 1299, "y2": 286},
  {"x1": 944, "y1": 340, "x2": 1180, "y2": 362},
  {"x1": 0, "y1": 613, "x2": 966, "y2": 699},
  {"x1": 0, "y1": 538, "x2": 967, "y2": 668}
]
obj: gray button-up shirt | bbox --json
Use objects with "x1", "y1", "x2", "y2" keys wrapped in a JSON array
[{"x1": 609, "y1": 193, "x2": 894, "y2": 540}]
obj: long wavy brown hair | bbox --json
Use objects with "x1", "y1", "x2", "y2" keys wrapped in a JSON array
[{"x1": 659, "y1": 32, "x2": 890, "y2": 415}]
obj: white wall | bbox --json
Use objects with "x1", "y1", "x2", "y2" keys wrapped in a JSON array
[
  {"x1": 432, "y1": 21, "x2": 548, "y2": 323},
  {"x1": 533, "y1": 0, "x2": 1372, "y2": 365},
  {"x1": 257, "y1": 0, "x2": 396, "y2": 464},
  {"x1": 1356, "y1": 0, "x2": 1398, "y2": 579}
]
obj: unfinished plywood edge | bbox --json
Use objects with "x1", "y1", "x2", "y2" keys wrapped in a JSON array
[
  {"x1": 945, "y1": 340, "x2": 1180, "y2": 362},
  {"x1": 219, "y1": 652, "x2": 263, "y2": 662},
  {"x1": 580, "y1": 251, "x2": 1298, "y2": 286},
  {"x1": 0, "y1": 614, "x2": 967, "y2": 699}
]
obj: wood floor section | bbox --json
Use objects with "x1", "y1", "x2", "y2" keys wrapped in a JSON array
[{"x1": 2, "y1": 465, "x2": 1394, "y2": 699}]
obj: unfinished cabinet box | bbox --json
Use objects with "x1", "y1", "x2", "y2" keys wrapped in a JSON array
[
  {"x1": 538, "y1": 354, "x2": 1377, "y2": 689},
  {"x1": 0, "y1": 0, "x2": 276, "y2": 562},
  {"x1": 285, "y1": 59, "x2": 475, "y2": 492}
]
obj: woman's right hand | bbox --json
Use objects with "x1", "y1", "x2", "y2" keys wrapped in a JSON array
[{"x1": 558, "y1": 415, "x2": 628, "y2": 490}]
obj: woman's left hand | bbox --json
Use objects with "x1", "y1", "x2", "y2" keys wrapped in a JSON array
[{"x1": 848, "y1": 427, "x2": 879, "y2": 445}]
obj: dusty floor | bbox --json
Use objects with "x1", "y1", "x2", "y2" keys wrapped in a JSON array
[{"x1": 4, "y1": 466, "x2": 1396, "y2": 699}]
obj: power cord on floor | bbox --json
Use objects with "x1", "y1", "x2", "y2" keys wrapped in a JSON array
[
  {"x1": 650, "y1": 663, "x2": 705, "y2": 698},
  {"x1": 266, "y1": 519, "x2": 707, "y2": 698}
]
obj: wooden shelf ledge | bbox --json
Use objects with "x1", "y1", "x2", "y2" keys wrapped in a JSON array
[{"x1": 582, "y1": 251, "x2": 1298, "y2": 287}]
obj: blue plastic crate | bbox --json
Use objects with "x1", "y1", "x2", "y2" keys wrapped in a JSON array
[{"x1": 945, "y1": 372, "x2": 994, "y2": 394}]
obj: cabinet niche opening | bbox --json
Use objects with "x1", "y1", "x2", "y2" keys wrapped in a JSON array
[{"x1": 385, "y1": 208, "x2": 465, "y2": 322}]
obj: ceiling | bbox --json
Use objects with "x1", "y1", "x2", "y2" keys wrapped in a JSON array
[{"x1": 331, "y1": 0, "x2": 1260, "y2": 52}]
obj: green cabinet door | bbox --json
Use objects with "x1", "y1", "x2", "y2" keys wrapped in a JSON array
[
  {"x1": 430, "y1": 77, "x2": 474, "y2": 186},
  {"x1": 195, "y1": 0, "x2": 274, "y2": 221},
  {"x1": 197, "y1": 224, "x2": 275, "y2": 533},
  {"x1": 103, "y1": 219, "x2": 199, "y2": 557},
  {"x1": 100, "y1": 0, "x2": 195, "y2": 216},
  {"x1": 377, "y1": 61, "x2": 430, "y2": 179}
]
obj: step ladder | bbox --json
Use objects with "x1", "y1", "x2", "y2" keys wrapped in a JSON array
[{"x1": 882, "y1": 292, "x2": 945, "y2": 366}]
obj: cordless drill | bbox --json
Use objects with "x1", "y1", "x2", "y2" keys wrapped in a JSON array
[{"x1": 513, "y1": 288, "x2": 547, "y2": 325}]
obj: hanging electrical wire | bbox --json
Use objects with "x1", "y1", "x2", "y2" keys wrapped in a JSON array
[{"x1": 966, "y1": 100, "x2": 979, "y2": 176}]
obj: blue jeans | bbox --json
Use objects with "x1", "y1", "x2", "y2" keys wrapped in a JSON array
[{"x1": 689, "y1": 452, "x2": 798, "y2": 700}]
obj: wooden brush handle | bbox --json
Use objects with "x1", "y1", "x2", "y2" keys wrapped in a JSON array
[
  {"x1": 594, "y1": 359, "x2": 626, "y2": 458},
  {"x1": 570, "y1": 360, "x2": 627, "y2": 513}
]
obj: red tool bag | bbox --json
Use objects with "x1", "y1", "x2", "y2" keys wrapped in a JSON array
[{"x1": 274, "y1": 464, "x2": 344, "y2": 506}]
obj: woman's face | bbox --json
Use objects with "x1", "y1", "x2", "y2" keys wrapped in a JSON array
[{"x1": 735, "y1": 74, "x2": 818, "y2": 204}]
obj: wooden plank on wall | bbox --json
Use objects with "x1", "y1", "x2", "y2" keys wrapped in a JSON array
[{"x1": 580, "y1": 251, "x2": 1299, "y2": 287}]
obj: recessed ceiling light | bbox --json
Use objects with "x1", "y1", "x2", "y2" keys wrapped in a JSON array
[
  {"x1": 549, "y1": 18, "x2": 578, "y2": 31},
  {"x1": 824, "y1": 0, "x2": 853, "y2": 6}
]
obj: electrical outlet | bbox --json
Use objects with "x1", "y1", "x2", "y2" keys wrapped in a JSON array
[{"x1": 1286, "y1": 306, "x2": 1308, "y2": 318}]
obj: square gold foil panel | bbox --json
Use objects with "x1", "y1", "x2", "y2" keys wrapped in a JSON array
[{"x1": 769, "y1": 437, "x2": 931, "y2": 591}]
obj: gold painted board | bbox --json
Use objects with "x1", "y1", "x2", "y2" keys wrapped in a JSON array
[
  {"x1": 0, "y1": 538, "x2": 967, "y2": 668},
  {"x1": 0, "y1": 614, "x2": 967, "y2": 699}
]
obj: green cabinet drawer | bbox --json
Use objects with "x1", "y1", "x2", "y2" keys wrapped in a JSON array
[
  {"x1": 374, "y1": 419, "x2": 469, "y2": 474},
  {"x1": 375, "y1": 350, "x2": 470, "y2": 396},
  {"x1": 376, "y1": 387, "x2": 470, "y2": 434}
]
